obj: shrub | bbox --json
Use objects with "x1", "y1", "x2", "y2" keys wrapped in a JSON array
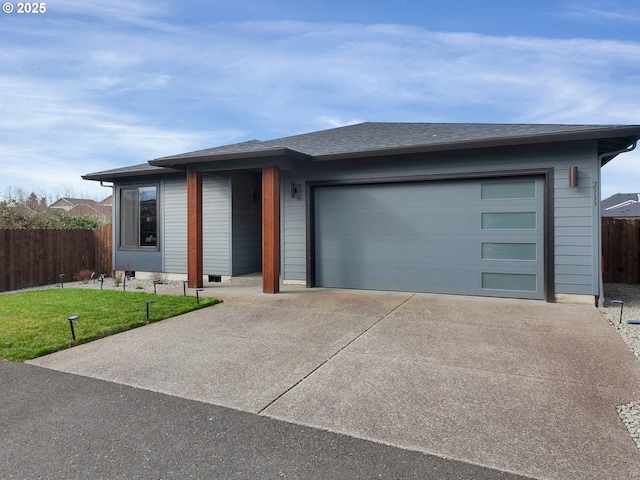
[
  {"x1": 73, "y1": 269, "x2": 94, "y2": 284},
  {"x1": 151, "y1": 271, "x2": 168, "y2": 284},
  {"x1": 112, "y1": 270, "x2": 123, "y2": 287}
]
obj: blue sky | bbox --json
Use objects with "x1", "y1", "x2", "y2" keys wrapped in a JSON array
[{"x1": 1, "y1": 0, "x2": 639, "y2": 200}]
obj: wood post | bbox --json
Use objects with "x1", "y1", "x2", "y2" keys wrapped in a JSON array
[
  {"x1": 262, "y1": 165, "x2": 280, "y2": 293},
  {"x1": 187, "y1": 170, "x2": 203, "y2": 288}
]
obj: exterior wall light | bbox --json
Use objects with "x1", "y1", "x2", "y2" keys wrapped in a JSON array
[{"x1": 569, "y1": 166, "x2": 579, "y2": 188}]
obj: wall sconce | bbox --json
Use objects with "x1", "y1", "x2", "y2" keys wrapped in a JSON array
[
  {"x1": 569, "y1": 166, "x2": 578, "y2": 188},
  {"x1": 290, "y1": 182, "x2": 298, "y2": 199}
]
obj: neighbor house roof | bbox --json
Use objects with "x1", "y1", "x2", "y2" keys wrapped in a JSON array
[
  {"x1": 602, "y1": 193, "x2": 640, "y2": 218},
  {"x1": 84, "y1": 122, "x2": 640, "y2": 181}
]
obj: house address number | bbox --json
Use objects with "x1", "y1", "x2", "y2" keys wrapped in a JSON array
[{"x1": 2, "y1": 2, "x2": 46, "y2": 13}]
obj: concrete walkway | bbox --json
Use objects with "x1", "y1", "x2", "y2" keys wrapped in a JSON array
[{"x1": 28, "y1": 282, "x2": 640, "y2": 479}]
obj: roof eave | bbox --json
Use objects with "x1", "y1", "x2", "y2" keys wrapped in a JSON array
[
  {"x1": 312, "y1": 128, "x2": 640, "y2": 162},
  {"x1": 82, "y1": 166, "x2": 183, "y2": 182},
  {"x1": 149, "y1": 147, "x2": 311, "y2": 167}
]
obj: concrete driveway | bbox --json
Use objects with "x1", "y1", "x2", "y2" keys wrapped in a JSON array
[{"x1": 28, "y1": 283, "x2": 640, "y2": 479}]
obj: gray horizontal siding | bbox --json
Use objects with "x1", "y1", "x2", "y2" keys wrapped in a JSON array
[
  {"x1": 281, "y1": 140, "x2": 601, "y2": 296},
  {"x1": 163, "y1": 176, "x2": 187, "y2": 273},
  {"x1": 163, "y1": 174, "x2": 232, "y2": 276},
  {"x1": 231, "y1": 172, "x2": 261, "y2": 275},
  {"x1": 282, "y1": 172, "x2": 307, "y2": 280},
  {"x1": 203, "y1": 175, "x2": 231, "y2": 275}
]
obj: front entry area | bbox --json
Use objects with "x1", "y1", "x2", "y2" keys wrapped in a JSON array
[{"x1": 313, "y1": 176, "x2": 546, "y2": 299}]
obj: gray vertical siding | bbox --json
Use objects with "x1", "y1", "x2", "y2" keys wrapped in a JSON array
[
  {"x1": 281, "y1": 141, "x2": 600, "y2": 296},
  {"x1": 231, "y1": 171, "x2": 262, "y2": 275}
]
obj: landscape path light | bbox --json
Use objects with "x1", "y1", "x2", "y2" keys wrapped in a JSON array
[
  {"x1": 183, "y1": 280, "x2": 188, "y2": 297},
  {"x1": 59, "y1": 273, "x2": 65, "y2": 289},
  {"x1": 611, "y1": 300, "x2": 624, "y2": 325},
  {"x1": 68, "y1": 315, "x2": 79, "y2": 341},
  {"x1": 196, "y1": 288, "x2": 204, "y2": 304},
  {"x1": 146, "y1": 300, "x2": 155, "y2": 322}
]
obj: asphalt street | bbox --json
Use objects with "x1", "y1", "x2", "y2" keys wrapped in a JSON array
[{"x1": 1, "y1": 360, "x2": 531, "y2": 479}]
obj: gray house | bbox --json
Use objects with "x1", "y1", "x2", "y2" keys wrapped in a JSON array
[{"x1": 83, "y1": 122, "x2": 640, "y2": 303}]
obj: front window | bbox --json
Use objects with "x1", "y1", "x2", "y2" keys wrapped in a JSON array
[{"x1": 120, "y1": 186, "x2": 157, "y2": 248}]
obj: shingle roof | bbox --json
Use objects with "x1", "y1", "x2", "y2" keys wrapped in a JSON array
[
  {"x1": 602, "y1": 203, "x2": 640, "y2": 218},
  {"x1": 84, "y1": 122, "x2": 640, "y2": 181},
  {"x1": 602, "y1": 193, "x2": 640, "y2": 218},
  {"x1": 602, "y1": 193, "x2": 640, "y2": 210},
  {"x1": 151, "y1": 122, "x2": 640, "y2": 166}
]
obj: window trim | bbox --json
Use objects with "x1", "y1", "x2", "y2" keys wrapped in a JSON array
[{"x1": 117, "y1": 183, "x2": 160, "y2": 252}]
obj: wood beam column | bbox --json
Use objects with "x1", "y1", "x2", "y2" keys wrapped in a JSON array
[
  {"x1": 187, "y1": 170, "x2": 203, "y2": 288},
  {"x1": 262, "y1": 165, "x2": 280, "y2": 293}
]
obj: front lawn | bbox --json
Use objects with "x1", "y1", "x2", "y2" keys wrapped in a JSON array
[{"x1": 0, "y1": 289, "x2": 220, "y2": 362}]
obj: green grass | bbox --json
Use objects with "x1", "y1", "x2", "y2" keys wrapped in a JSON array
[{"x1": 0, "y1": 289, "x2": 221, "y2": 362}]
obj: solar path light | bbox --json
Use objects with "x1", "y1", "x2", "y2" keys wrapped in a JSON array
[
  {"x1": 68, "y1": 315, "x2": 79, "y2": 341},
  {"x1": 146, "y1": 300, "x2": 155, "y2": 322},
  {"x1": 611, "y1": 300, "x2": 624, "y2": 325}
]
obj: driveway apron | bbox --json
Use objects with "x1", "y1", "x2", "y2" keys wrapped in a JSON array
[{"x1": 28, "y1": 285, "x2": 640, "y2": 479}]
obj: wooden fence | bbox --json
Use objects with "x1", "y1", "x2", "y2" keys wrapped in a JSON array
[
  {"x1": 0, "y1": 224, "x2": 112, "y2": 292},
  {"x1": 602, "y1": 218, "x2": 640, "y2": 284}
]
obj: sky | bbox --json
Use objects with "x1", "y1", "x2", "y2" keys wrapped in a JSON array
[{"x1": 1, "y1": 0, "x2": 639, "y2": 201}]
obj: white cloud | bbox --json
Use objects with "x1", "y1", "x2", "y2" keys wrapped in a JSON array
[{"x1": 2, "y1": 14, "x2": 640, "y2": 197}]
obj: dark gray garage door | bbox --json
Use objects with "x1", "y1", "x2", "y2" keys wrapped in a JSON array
[{"x1": 314, "y1": 177, "x2": 545, "y2": 299}]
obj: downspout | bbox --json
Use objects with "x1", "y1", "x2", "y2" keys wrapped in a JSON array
[
  {"x1": 99, "y1": 181, "x2": 115, "y2": 223},
  {"x1": 597, "y1": 140, "x2": 638, "y2": 307},
  {"x1": 99, "y1": 181, "x2": 115, "y2": 274}
]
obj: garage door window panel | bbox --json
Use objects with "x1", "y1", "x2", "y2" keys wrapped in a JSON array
[
  {"x1": 481, "y1": 180, "x2": 536, "y2": 199},
  {"x1": 482, "y1": 243, "x2": 537, "y2": 261},
  {"x1": 481, "y1": 212, "x2": 536, "y2": 230},
  {"x1": 482, "y1": 273, "x2": 538, "y2": 292}
]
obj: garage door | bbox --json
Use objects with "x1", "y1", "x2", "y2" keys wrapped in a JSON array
[{"x1": 314, "y1": 177, "x2": 545, "y2": 299}]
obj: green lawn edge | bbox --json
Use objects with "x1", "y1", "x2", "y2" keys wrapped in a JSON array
[{"x1": 0, "y1": 289, "x2": 221, "y2": 362}]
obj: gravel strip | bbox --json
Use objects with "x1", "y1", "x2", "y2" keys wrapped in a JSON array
[
  {"x1": 0, "y1": 277, "x2": 182, "y2": 295},
  {"x1": 599, "y1": 283, "x2": 640, "y2": 453}
]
